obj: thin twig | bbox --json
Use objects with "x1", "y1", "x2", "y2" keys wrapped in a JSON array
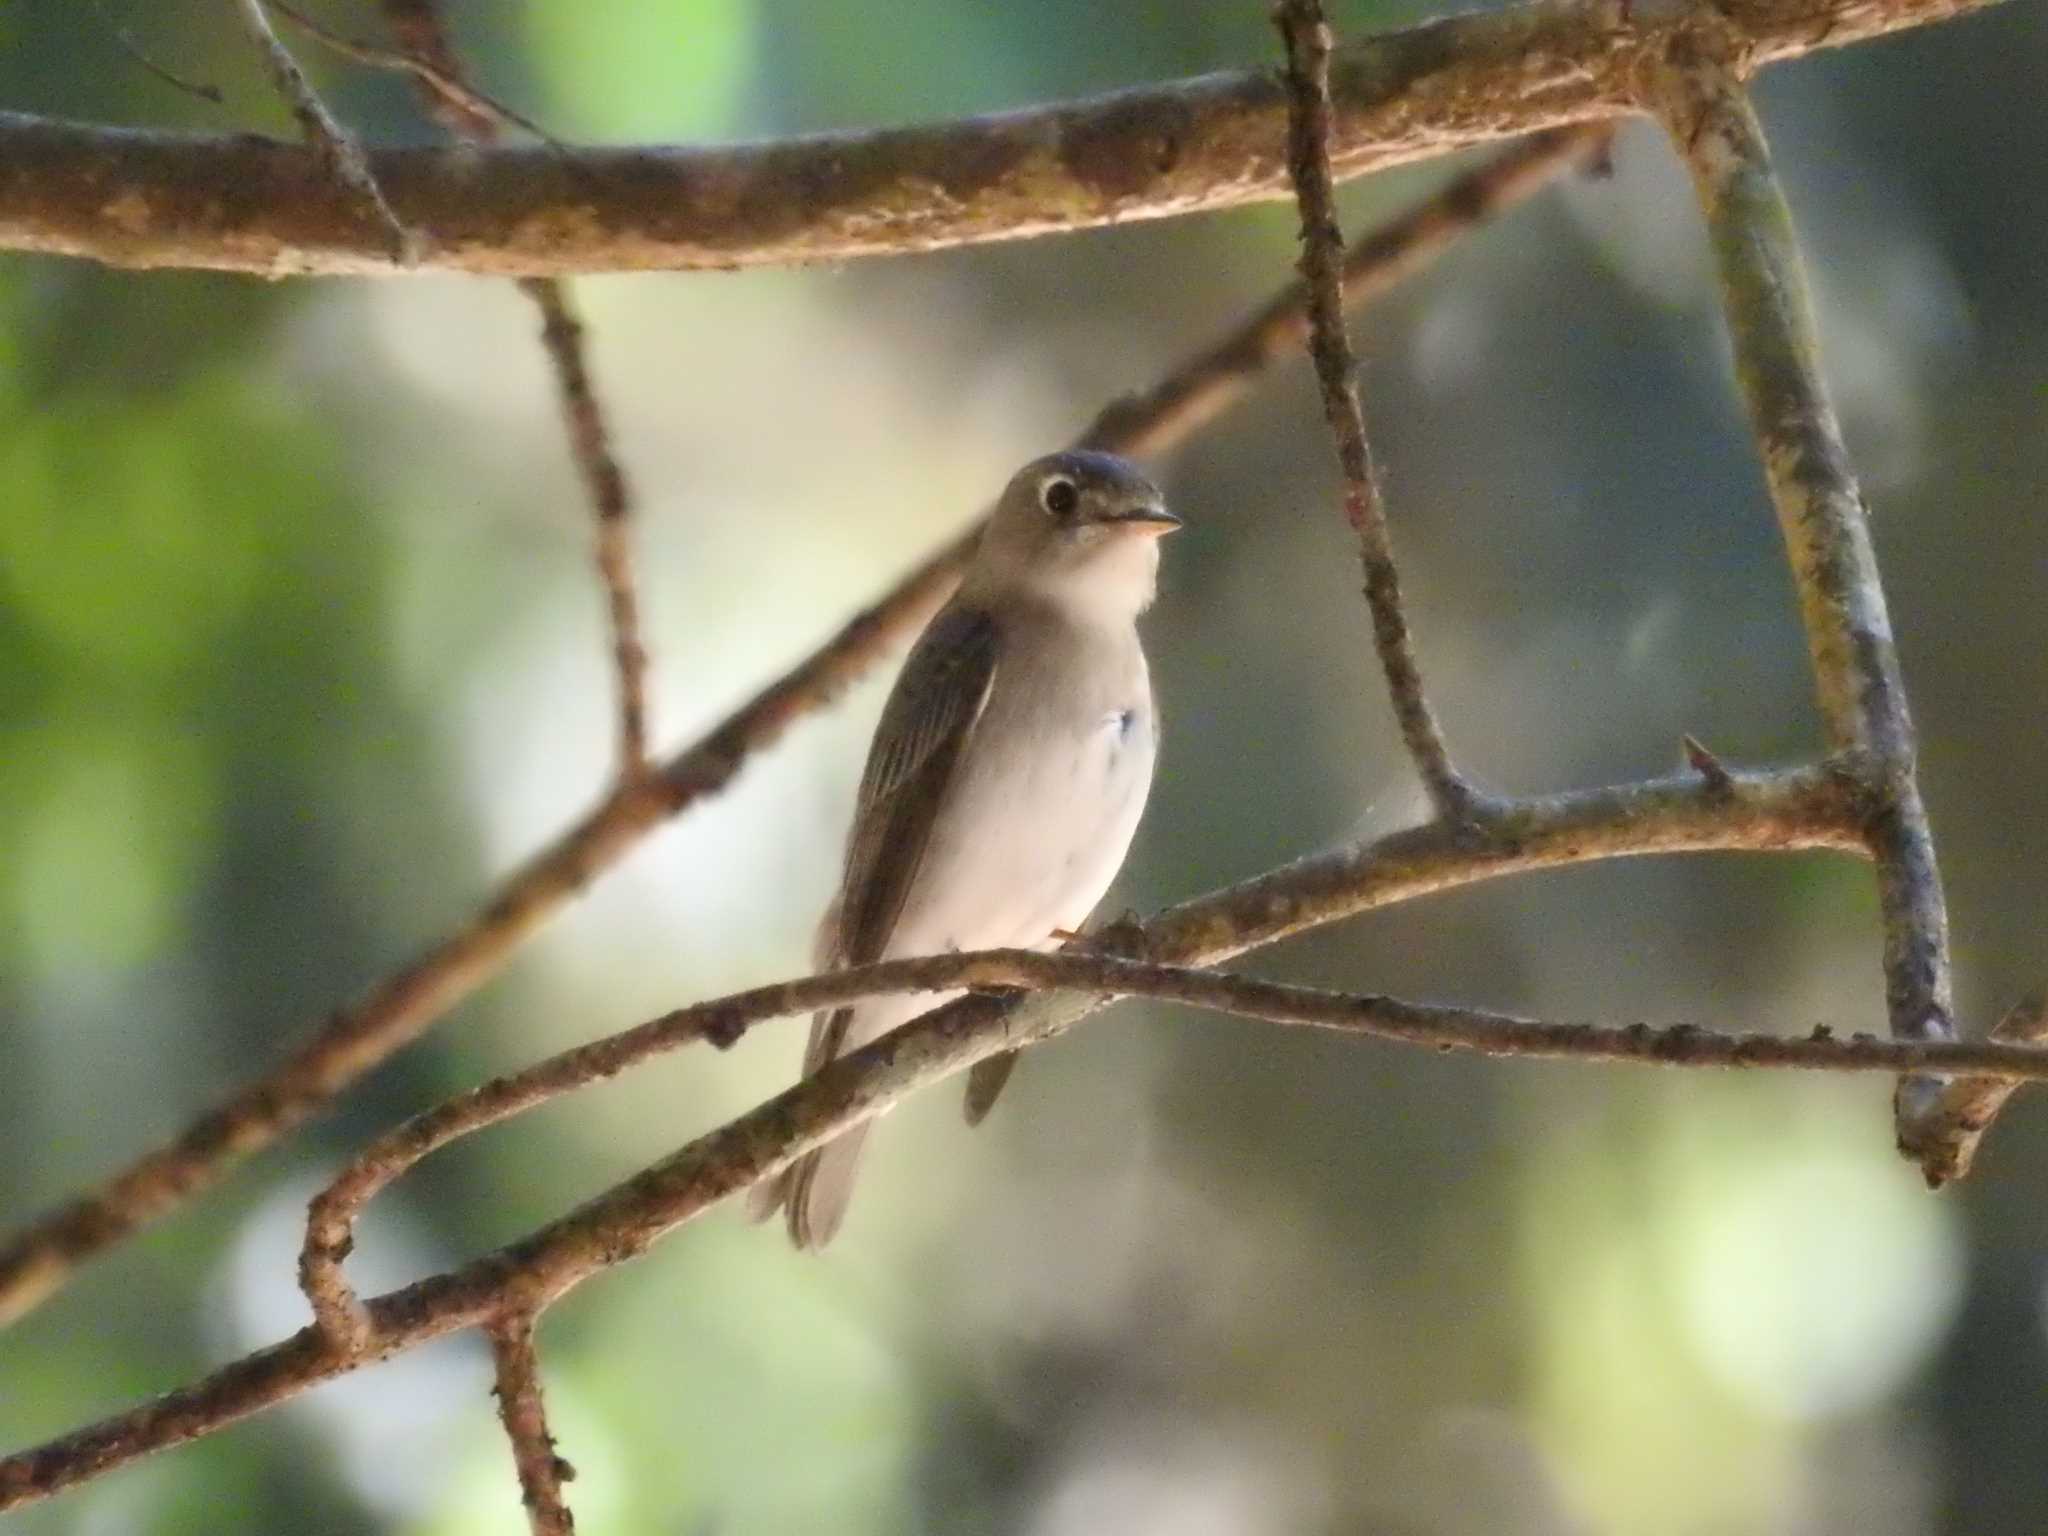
[
  {"x1": 487, "y1": 1313, "x2": 577, "y2": 1536},
  {"x1": 0, "y1": 132, "x2": 1573, "y2": 1329},
  {"x1": 89, "y1": 0, "x2": 224, "y2": 104},
  {"x1": 227, "y1": 0, "x2": 414, "y2": 263},
  {"x1": 517, "y1": 277, "x2": 651, "y2": 776},
  {"x1": 1275, "y1": 0, "x2": 1475, "y2": 817},
  {"x1": 380, "y1": 2, "x2": 648, "y2": 779},
  {"x1": 264, "y1": 0, "x2": 556, "y2": 144},
  {"x1": 1, "y1": 0, "x2": 2002, "y2": 277},
  {"x1": 1646, "y1": 25, "x2": 1960, "y2": 1179}
]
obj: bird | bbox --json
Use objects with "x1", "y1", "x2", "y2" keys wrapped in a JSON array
[{"x1": 748, "y1": 448, "x2": 1180, "y2": 1249}]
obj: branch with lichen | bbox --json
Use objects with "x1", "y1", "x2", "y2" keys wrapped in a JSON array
[
  {"x1": 0, "y1": 0, "x2": 2003, "y2": 277},
  {"x1": 1642, "y1": 22, "x2": 2005, "y2": 1185},
  {"x1": 0, "y1": 130, "x2": 1595, "y2": 1330}
]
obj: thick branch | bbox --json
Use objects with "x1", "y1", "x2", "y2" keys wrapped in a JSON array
[
  {"x1": 1276, "y1": 0, "x2": 1475, "y2": 817},
  {"x1": 0, "y1": 0, "x2": 2001, "y2": 276},
  {"x1": 0, "y1": 761, "x2": 1886, "y2": 1509},
  {"x1": 487, "y1": 1313, "x2": 576, "y2": 1536},
  {"x1": 0, "y1": 136, "x2": 1574, "y2": 1327},
  {"x1": 1647, "y1": 29, "x2": 1958, "y2": 1177}
]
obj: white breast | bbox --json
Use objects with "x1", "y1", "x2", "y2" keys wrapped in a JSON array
[{"x1": 888, "y1": 610, "x2": 1156, "y2": 959}]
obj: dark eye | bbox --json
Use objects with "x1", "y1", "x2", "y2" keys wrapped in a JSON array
[{"x1": 1041, "y1": 477, "x2": 1080, "y2": 518}]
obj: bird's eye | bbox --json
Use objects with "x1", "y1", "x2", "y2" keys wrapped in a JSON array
[{"x1": 1040, "y1": 477, "x2": 1080, "y2": 518}]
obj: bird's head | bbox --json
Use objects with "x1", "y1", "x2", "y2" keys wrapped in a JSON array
[{"x1": 968, "y1": 450, "x2": 1180, "y2": 618}]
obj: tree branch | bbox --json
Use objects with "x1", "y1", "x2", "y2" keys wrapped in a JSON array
[
  {"x1": 12, "y1": 760, "x2": 2047, "y2": 1515},
  {"x1": 487, "y1": 1313, "x2": 577, "y2": 1536},
  {"x1": 1275, "y1": 0, "x2": 1476, "y2": 818},
  {"x1": 1645, "y1": 25, "x2": 1961, "y2": 1180},
  {"x1": 0, "y1": 135, "x2": 1577, "y2": 1328},
  {"x1": 0, "y1": 0, "x2": 2001, "y2": 276},
  {"x1": 353, "y1": 0, "x2": 650, "y2": 778}
]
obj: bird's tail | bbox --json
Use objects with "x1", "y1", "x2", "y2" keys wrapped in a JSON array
[
  {"x1": 747, "y1": 1126, "x2": 873, "y2": 1250},
  {"x1": 745, "y1": 994, "x2": 875, "y2": 1249}
]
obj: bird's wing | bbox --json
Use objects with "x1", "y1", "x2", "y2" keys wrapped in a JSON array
[{"x1": 803, "y1": 602, "x2": 1000, "y2": 1075}]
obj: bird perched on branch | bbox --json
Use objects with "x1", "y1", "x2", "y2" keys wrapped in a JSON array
[{"x1": 748, "y1": 449, "x2": 1181, "y2": 1249}]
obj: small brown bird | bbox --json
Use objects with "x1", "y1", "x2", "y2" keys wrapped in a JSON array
[{"x1": 749, "y1": 449, "x2": 1180, "y2": 1248}]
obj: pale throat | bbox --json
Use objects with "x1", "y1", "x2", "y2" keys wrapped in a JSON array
[{"x1": 1032, "y1": 536, "x2": 1160, "y2": 621}]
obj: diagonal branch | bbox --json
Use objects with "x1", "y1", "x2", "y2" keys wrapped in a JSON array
[
  {"x1": 226, "y1": 0, "x2": 413, "y2": 263},
  {"x1": 0, "y1": 136, "x2": 1583, "y2": 1328},
  {"x1": 12, "y1": 759, "x2": 2048, "y2": 1514},
  {"x1": 0, "y1": 0, "x2": 2002, "y2": 277},
  {"x1": 487, "y1": 1312, "x2": 577, "y2": 1536},
  {"x1": 1275, "y1": 0, "x2": 1476, "y2": 818},
  {"x1": 1645, "y1": 24, "x2": 1960, "y2": 1179}
]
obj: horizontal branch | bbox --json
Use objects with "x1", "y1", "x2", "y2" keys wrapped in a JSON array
[
  {"x1": 0, "y1": 761, "x2": 1881, "y2": 1508},
  {"x1": 0, "y1": 129, "x2": 1586, "y2": 1329},
  {"x1": 0, "y1": 0, "x2": 2001, "y2": 276}
]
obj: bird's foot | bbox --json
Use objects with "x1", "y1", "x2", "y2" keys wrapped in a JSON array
[{"x1": 1058, "y1": 911, "x2": 1150, "y2": 959}]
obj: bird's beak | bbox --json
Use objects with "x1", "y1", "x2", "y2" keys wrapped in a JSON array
[{"x1": 1096, "y1": 504, "x2": 1182, "y2": 538}]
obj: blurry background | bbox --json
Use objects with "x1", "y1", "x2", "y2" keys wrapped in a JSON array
[{"x1": 3, "y1": 1, "x2": 2046, "y2": 1532}]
